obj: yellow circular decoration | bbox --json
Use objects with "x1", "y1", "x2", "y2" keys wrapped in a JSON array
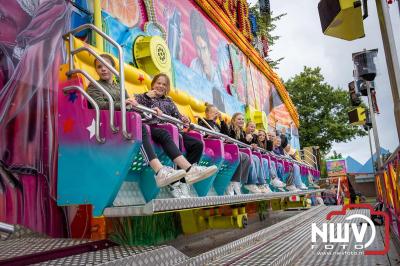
[{"x1": 133, "y1": 35, "x2": 172, "y2": 75}]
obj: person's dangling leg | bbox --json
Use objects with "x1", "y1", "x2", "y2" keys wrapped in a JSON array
[
  {"x1": 260, "y1": 158, "x2": 272, "y2": 193},
  {"x1": 261, "y1": 158, "x2": 269, "y2": 183},
  {"x1": 293, "y1": 164, "x2": 307, "y2": 190},
  {"x1": 140, "y1": 126, "x2": 186, "y2": 188},
  {"x1": 181, "y1": 132, "x2": 218, "y2": 185},
  {"x1": 269, "y1": 160, "x2": 286, "y2": 190},
  {"x1": 244, "y1": 155, "x2": 261, "y2": 194}
]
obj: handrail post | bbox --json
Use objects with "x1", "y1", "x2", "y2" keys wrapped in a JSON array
[
  {"x1": 68, "y1": 69, "x2": 118, "y2": 134},
  {"x1": 63, "y1": 85, "x2": 105, "y2": 143},
  {"x1": 64, "y1": 24, "x2": 130, "y2": 139},
  {"x1": 68, "y1": 33, "x2": 74, "y2": 73},
  {"x1": 0, "y1": 222, "x2": 14, "y2": 234},
  {"x1": 116, "y1": 45, "x2": 130, "y2": 139}
]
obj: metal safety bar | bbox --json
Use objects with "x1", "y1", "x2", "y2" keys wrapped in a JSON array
[
  {"x1": 63, "y1": 85, "x2": 105, "y2": 143},
  {"x1": 62, "y1": 23, "x2": 318, "y2": 170},
  {"x1": 0, "y1": 222, "x2": 14, "y2": 234},
  {"x1": 63, "y1": 24, "x2": 129, "y2": 140},
  {"x1": 131, "y1": 104, "x2": 315, "y2": 169},
  {"x1": 67, "y1": 69, "x2": 118, "y2": 134}
]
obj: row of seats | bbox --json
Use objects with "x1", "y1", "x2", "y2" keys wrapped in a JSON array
[
  {"x1": 57, "y1": 76, "x2": 319, "y2": 216},
  {"x1": 57, "y1": 38, "x2": 319, "y2": 216}
]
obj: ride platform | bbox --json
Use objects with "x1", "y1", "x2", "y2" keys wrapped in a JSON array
[
  {"x1": 2, "y1": 205, "x2": 398, "y2": 265},
  {"x1": 103, "y1": 189, "x2": 325, "y2": 217}
]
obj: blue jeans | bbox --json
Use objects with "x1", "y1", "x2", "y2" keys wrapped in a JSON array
[
  {"x1": 269, "y1": 160, "x2": 284, "y2": 181},
  {"x1": 284, "y1": 164, "x2": 303, "y2": 186},
  {"x1": 247, "y1": 155, "x2": 265, "y2": 184},
  {"x1": 261, "y1": 158, "x2": 270, "y2": 183},
  {"x1": 293, "y1": 164, "x2": 303, "y2": 187}
]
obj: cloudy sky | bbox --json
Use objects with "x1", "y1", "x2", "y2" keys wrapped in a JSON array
[{"x1": 250, "y1": 0, "x2": 400, "y2": 164}]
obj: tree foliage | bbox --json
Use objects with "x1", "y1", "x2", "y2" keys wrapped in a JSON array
[
  {"x1": 285, "y1": 67, "x2": 367, "y2": 154},
  {"x1": 328, "y1": 150, "x2": 344, "y2": 159},
  {"x1": 249, "y1": 4, "x2": 285, "y2": 69}
]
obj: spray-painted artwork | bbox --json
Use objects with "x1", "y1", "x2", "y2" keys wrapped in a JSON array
[
  {"x1": 0, "y1": 0, "x2": 69, "y2": 236},
  {"x1": 0, "y1": 0, "x2": 302, "y2": 236},
  {"x1": 154, "y1": 0, "x2": 244, "y2": 115}
]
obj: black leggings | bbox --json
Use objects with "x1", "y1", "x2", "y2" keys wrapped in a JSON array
[{"x1": 141, "y1": 126, "x2": 203, "y2": 165}]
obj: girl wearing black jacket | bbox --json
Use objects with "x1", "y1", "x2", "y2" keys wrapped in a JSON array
[{"x1": 199, "y1": 107, "x2": 268, "y2": 194}]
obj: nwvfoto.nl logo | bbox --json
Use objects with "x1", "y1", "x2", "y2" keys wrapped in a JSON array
[{"x1": 310, "y1": 204, "x2": 390, "y2": 255}]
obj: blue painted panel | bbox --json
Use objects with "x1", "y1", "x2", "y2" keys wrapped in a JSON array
[
  {"x1": 193, "y1": 155, "x2": 223, "y2": 197},
  {"x1": 213, "y1": 159, "x2": 240, "y2": 196},
  {"x1": 58, "y1": 142, "x2": 141, "y2": 216}
]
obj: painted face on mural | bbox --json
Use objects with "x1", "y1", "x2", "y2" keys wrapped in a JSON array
[
  {"x1": 95, "y1": 58, "x2": 114, "y2": 83},
  {"x1": 194, "y1": 36, "x2": 212, "y2": 78},
  {"x1": 152, "y1": 76, "x2": 168, "y2": 97}
]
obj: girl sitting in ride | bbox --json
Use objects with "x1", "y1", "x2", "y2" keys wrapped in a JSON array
[
  {"x1": 223, "y1": 113, "x2": 269, "y2": 194},
  {"x1": 87, "y1": 55, "x2": 217, "y2": 198},
  {"x1": 257, "y1": 130, "x2": 286, "y2": 191},
  {"x1": 198, "y1": 103, "x2": 251, "y2": 195},
  {"x1": 134, "y1": 73, "x2": 218, "y2": 198},
  {"x1": 245, "y1": 122, "x2": 273, "y2": 193},
  {"x1": 272, "y1": 134, "x2": 307, "y2": 191}
]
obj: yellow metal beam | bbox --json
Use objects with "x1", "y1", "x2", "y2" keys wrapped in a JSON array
[{"x1": 93, "y1": 0, "x2": 104, "y2": 51}]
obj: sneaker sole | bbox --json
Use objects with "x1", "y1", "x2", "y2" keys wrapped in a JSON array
[
  {"x1": 243, "y1": 186, "x2": 262, "y2": 194},
  {"x1": 156, "y1": 171, "x2": 187, "y2": 188},
  {"x1": 185, "y1": 166, "x2": 218, "y2": 185}
]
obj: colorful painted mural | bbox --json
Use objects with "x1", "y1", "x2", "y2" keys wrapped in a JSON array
[
  {"x1": 0, "y1": 0, "x2": 301, "y2": 236},
  {"x1": 0, "y1": 0, "x2": 69, "y2": 236}
]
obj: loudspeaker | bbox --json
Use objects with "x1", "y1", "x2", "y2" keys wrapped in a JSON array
[
  {"x1": 352, "y1": 49, "x2": 378, "y2": 81},
  {"x1": 318, "y1": 0, "x2": 365, "y2": 41},
  {"x1": 348, "y1": 107, "x2": 366, "y2": 125},
  {"x1": 348, "y1": 81, "x2": 361, "y2": 106}
]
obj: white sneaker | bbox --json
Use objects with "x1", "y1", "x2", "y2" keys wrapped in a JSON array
[
  {"x1": 286, "y1": 185, "x2": 300, "y2": 191},
  {"x1": 244, "y1": 184, "x2": 262, "y2": 194},
  {"x1": 155, "y1": 167, "x2": 186, "y2": 187},
  {"x1": 257, "y1": 185, "x2": 268, "y2": 193},
  {"x1": 179, "y1": 183, "x2": 191, "y2": 198},
  {"x1": 185, "y1": 164, "x2": 218, "y2": 185},
  {"x1": 225, "y1": 182, "x2": 235, "y2": 196},
  {"x1": 233, "y1": 182, "x2": 242, "y2": 195},
  {"x1": 271, "y1": 178, "x2": 286, "y2": 188},
  {"x1": 298, "y1": 182, "x2": 308, "y2": 190},
  {"x1": 168, "y1": 182, "x2": 185, "y2": 198},
  {"x1": 262, "y1": 184, "x2": 273, "y2": 193}
]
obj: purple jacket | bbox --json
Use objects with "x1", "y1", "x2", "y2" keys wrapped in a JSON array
[{"x1": 134, "y1": 92, "x2": 183, "y2": 124}]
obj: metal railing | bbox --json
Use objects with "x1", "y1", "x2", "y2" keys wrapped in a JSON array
[
  {"x1": 0, "y1": 222, "x2": 14, "y2": 234},
  {"x1": 68, "y1": 69, "x2": 118, "y2": 134},
  {"x1": 383, "y1": 145, "x2": 399, "y2": 166},
  {"x1": 62, "y1": 24, "x2": 317, "y2": 170},
  {"x1": 63, "y1": 85, "x2": 104, "y2": 143},
  {"x1": 299, "y1": 149, "x2": 318, "y2": 169},
  {"x1": 131, "y1": 104, "x2": 315, "y2": 169},
  {"x1": 64, "y1": 24, "x2": 129, "y2": 139}
]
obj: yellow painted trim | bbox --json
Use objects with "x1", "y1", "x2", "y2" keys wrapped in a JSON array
[
  {"x1": 194, "y1": 0, "x2": 299, "y2": 127},
  {"x1": 93, "y1": 0, "x2": 104, "y2": 51}
]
